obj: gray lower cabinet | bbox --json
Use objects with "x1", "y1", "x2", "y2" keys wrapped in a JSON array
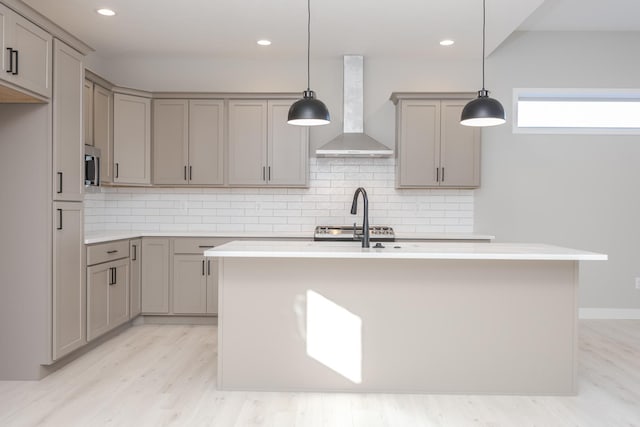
[
  {"x1": 141, "y1": 238, "x2": 170, "y2": 314},
  {"x1": 52, "y1": 202, "x2": 85, "y2": 360},
  {"x1": 129, "y1": 239, "x2": 142, "y2": 318},
  {"x1": 86, "y1": 242, "x2": 130, "y2": 342},
  {"x1": 171, "y1": 238, "x2": 229, "y2": 315}
]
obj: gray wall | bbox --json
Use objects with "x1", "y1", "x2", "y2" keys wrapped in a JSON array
[
  {"x1": 86, "y1": 30, "x2": 640, "y2": 311},
  {"x1": 476, "y1": 31, "x2": 640, "y2": 310}
]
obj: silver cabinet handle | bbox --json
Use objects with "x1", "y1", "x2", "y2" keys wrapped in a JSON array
[
  {"x1": 107, "y1": 250, "x2": 118, "y2": 254},
  {"x1": 56, "y1": 209, "x2": 63, "y2": 230},
  {"x1": 189, "y1": 166, "x2": 192, "y2": 181},
  {"x1": 268, "y1": 166, "x2": 271, "y2": 181},
  {"x1": 184, "y1": 165, "x2": 187, "y2": 181},
  {"x1": 201, "y1": 260, "x2": 205, "y2": 276},
  {"x1": 57, "y1": 172, "x2": 63, "y2": 194},
  {"x1": 132, "y1": 245, "x2": 137, "y2": 261},
  {"x1": 207, "y1": 260, "x2": 211, "y2": 276}
]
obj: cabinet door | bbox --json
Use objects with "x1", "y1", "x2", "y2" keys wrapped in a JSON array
[
  {"x1": 1, "y1": 6, "x2": 52, "y2": 98},
  {"x1": 93, "y1": 84, "x2": 113, "y2": 184},
  {"x1": 396, "y1": 100, "x2": 440, "y2": 187},
  {"x1": 113, "y1": 93, "x2": 151, "y2": 184},
  {"x1": 153, "y1": 99, "x2": 189, "y2": 184},
  {"x1": 206, "y1": 259, "x2": 218, "y2": 315},
  {"x1": 129, "y1": 239, "x2": 142, "y2": 318},
  {"x1": 440, "y1": 100, "x2": 481, "y2": 188},
  {"x1": 228, "y1": 100, "x2": 268, "y2": 185},
  {"x1": 52, "y1": 40, "x2": 83, "y2": 202},
  {"x1": 86, "y1": 263, "x2": 109, "y2": 342},
  {"x1": 109, "y1": 259, "x2": 130, "y2": 328},
  {"x1": 53, "y1": 202, "x2": 85, "y2": 359},
  {"x1": 83, "y1": 80, "x2": 93, "y2": 145},
  {"x1": 267, "y1": 100, "x2": 308, "y2": 186},
  {"x1": 141, "y1": 238, "x2": 170, "y2": 313},
  {"x1": 172, "y1": 255, "x2": 207, "y2": 314},
  {"x1": 189, "y1": 99, "x2": 224, "y2": 185},
  {"x1": 0, "y1": 6, "x2": 7, "y2": 76}
]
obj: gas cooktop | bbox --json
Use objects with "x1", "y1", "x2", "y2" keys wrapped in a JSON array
[{"x1": 313, "y1": 225, "x2": 395, "y2": 242}]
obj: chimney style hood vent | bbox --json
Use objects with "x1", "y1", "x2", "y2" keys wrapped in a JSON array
[{"x1": 316, "y1": 56, "x2": 393, "y2": 158}]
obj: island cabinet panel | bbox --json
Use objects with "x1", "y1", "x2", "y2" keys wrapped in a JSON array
[
  {"x1": 0, "y1": 3, "x2": 52, "y2": 98},
  {"x1": 216, "y1": 256, "x2": 581, "y2": 394},
  {"x1": 228, "y1": 99, "x2": 308, "y2": 187},
  {"x1": 140, "y1": 238, "x2": 170, "y2": 314},
  {"x1": 394, "y1": 95, "x2": 480, "y2": 188},
  {"x1": 153, "y1": 99, "x2": 224, "y2": 185},
  {"x1": 113, "y1": 93, "x2": 151, "y2": 185}
]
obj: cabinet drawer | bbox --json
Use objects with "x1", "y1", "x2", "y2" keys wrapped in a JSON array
[
  {"x1": 87, "y1": 240, "x2": 130, "y2": 266},
  {"x1": 173, "y1": 237, "x2": 233, "y2": 254}
]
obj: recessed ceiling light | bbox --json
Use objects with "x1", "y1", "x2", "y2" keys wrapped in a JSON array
[
  {"x1": 96, "y1": 8, "x2": 116, "y2": 17},
  {"x1": 440, "y1": 39, "x2": 455, "y2": 46},
  {"x1": 257, "y1": 40, "x2": 272, "y2": 46}
]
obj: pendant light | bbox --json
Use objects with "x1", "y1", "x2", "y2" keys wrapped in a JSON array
[
  {"x1": 460, "y1": 0, "x2": 506, "y2": 127},
  {"x1": 287, "y1": 0, "x2": 330, "y2": 126}
]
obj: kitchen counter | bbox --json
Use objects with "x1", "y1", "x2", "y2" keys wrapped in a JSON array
[
  {"x1": 84, "y1": 231, "x2": 495, "y2": 245},
  {"x1": 210, "y1": 240, "x2": 606, "y2": 395},
  {"x1": 205, "y1": 240, "x2": 605, "y2": 261}
]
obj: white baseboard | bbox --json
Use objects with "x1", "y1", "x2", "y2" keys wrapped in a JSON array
[{"x1": 579, "y1": 308, "x2": 640, "y2": 319}]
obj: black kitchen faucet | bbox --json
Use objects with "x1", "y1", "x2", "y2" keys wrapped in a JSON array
[{"x1": 350, "y1": 187, "x2": 369, "y2": 248}]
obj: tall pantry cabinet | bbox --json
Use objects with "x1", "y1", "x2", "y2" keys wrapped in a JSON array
[
  {"x1": 52, "y1": 39, "x2": 85, "y2": 360},
  {"x1": 0, "y1": 28, "x2": 87, "y2": 379}
]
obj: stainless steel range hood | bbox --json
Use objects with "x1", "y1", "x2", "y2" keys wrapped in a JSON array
[{"x1": 316, "y1": 56, "x2": 393, "y2": 158}]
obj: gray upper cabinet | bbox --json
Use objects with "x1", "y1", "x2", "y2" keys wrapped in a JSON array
[
  {"x1": 189, "y1": 100, "x2": 224, "y2": 185},
  {"x1": 52, "y1": 39, "x2": 83, "y2": 202},
  {"x1": 93, "y1": 84, "x2": 113, "y2": 184},
  {"x1": 0, "y1": 3, "x2": 52, "y2": 99},
  {"x1": 83, "y1": 79, "x2": 93, "y2": 145},
  {"x1": 113, "y1": 93, "x2": 151, "y2": 185},
  {"x1": 228, "y1": 99, "x2": 308, "y2": 187},
  {"x1": 152, "y1": 99, "x2": 224, "y2": 185},
  {"x1": 392, "y1": 93, "x2": 480, "y2": 189}
]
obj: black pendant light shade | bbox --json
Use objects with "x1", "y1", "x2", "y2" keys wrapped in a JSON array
[
  {"x1": 288, "y1": 0, "x2": 330, "y2": 126},
  {"x1": 460, "y1": 89, "x2": 506, "y2": 127},
  {"x1": 288, "y1": 90, "x2": 330, "y2": 126},
  {"x1": 460, "y1": 0, "x2": 506, "y2": 127}
]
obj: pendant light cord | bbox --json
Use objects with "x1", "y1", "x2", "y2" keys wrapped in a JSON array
[
  {"x1": 306, "y1": 0, "x2": 311, "y2": 91},
  {"x1": 481, "y1": 0, "x2": 486, "y2": 91}
]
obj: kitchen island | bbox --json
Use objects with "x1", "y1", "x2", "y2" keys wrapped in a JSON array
[{"x1": 205, "y1": 241, "x2": 606, "y2": 395}]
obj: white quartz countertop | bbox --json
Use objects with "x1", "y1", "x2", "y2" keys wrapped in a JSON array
[
  {"x1": 83, "y1": 231, "x2": 495, "y2": 245},
  {"x1": 204, "y1": 240, "x2": 608, "y2": 261}
]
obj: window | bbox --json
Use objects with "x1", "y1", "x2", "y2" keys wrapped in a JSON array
[{"x1": 514, "y1": 88, "x2": 640, "y2": 134}]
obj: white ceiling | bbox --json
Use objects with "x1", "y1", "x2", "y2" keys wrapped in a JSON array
[{"x1": 20, "y1": 0, "x2": 640, "y2": 61}]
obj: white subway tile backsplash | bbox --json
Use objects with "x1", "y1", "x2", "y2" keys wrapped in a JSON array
[{"x1": 84, "y1": 158, "x2": 473, "y2": 234}]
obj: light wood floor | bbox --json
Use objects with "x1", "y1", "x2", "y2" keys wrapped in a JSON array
[{"x1": 1, "y1": 320, "x2": 639, "y2": 427}]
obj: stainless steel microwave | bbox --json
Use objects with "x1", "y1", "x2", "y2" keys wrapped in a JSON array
[{"x1": 84, "y1": 145, "x2": 101, "y2": 187}]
